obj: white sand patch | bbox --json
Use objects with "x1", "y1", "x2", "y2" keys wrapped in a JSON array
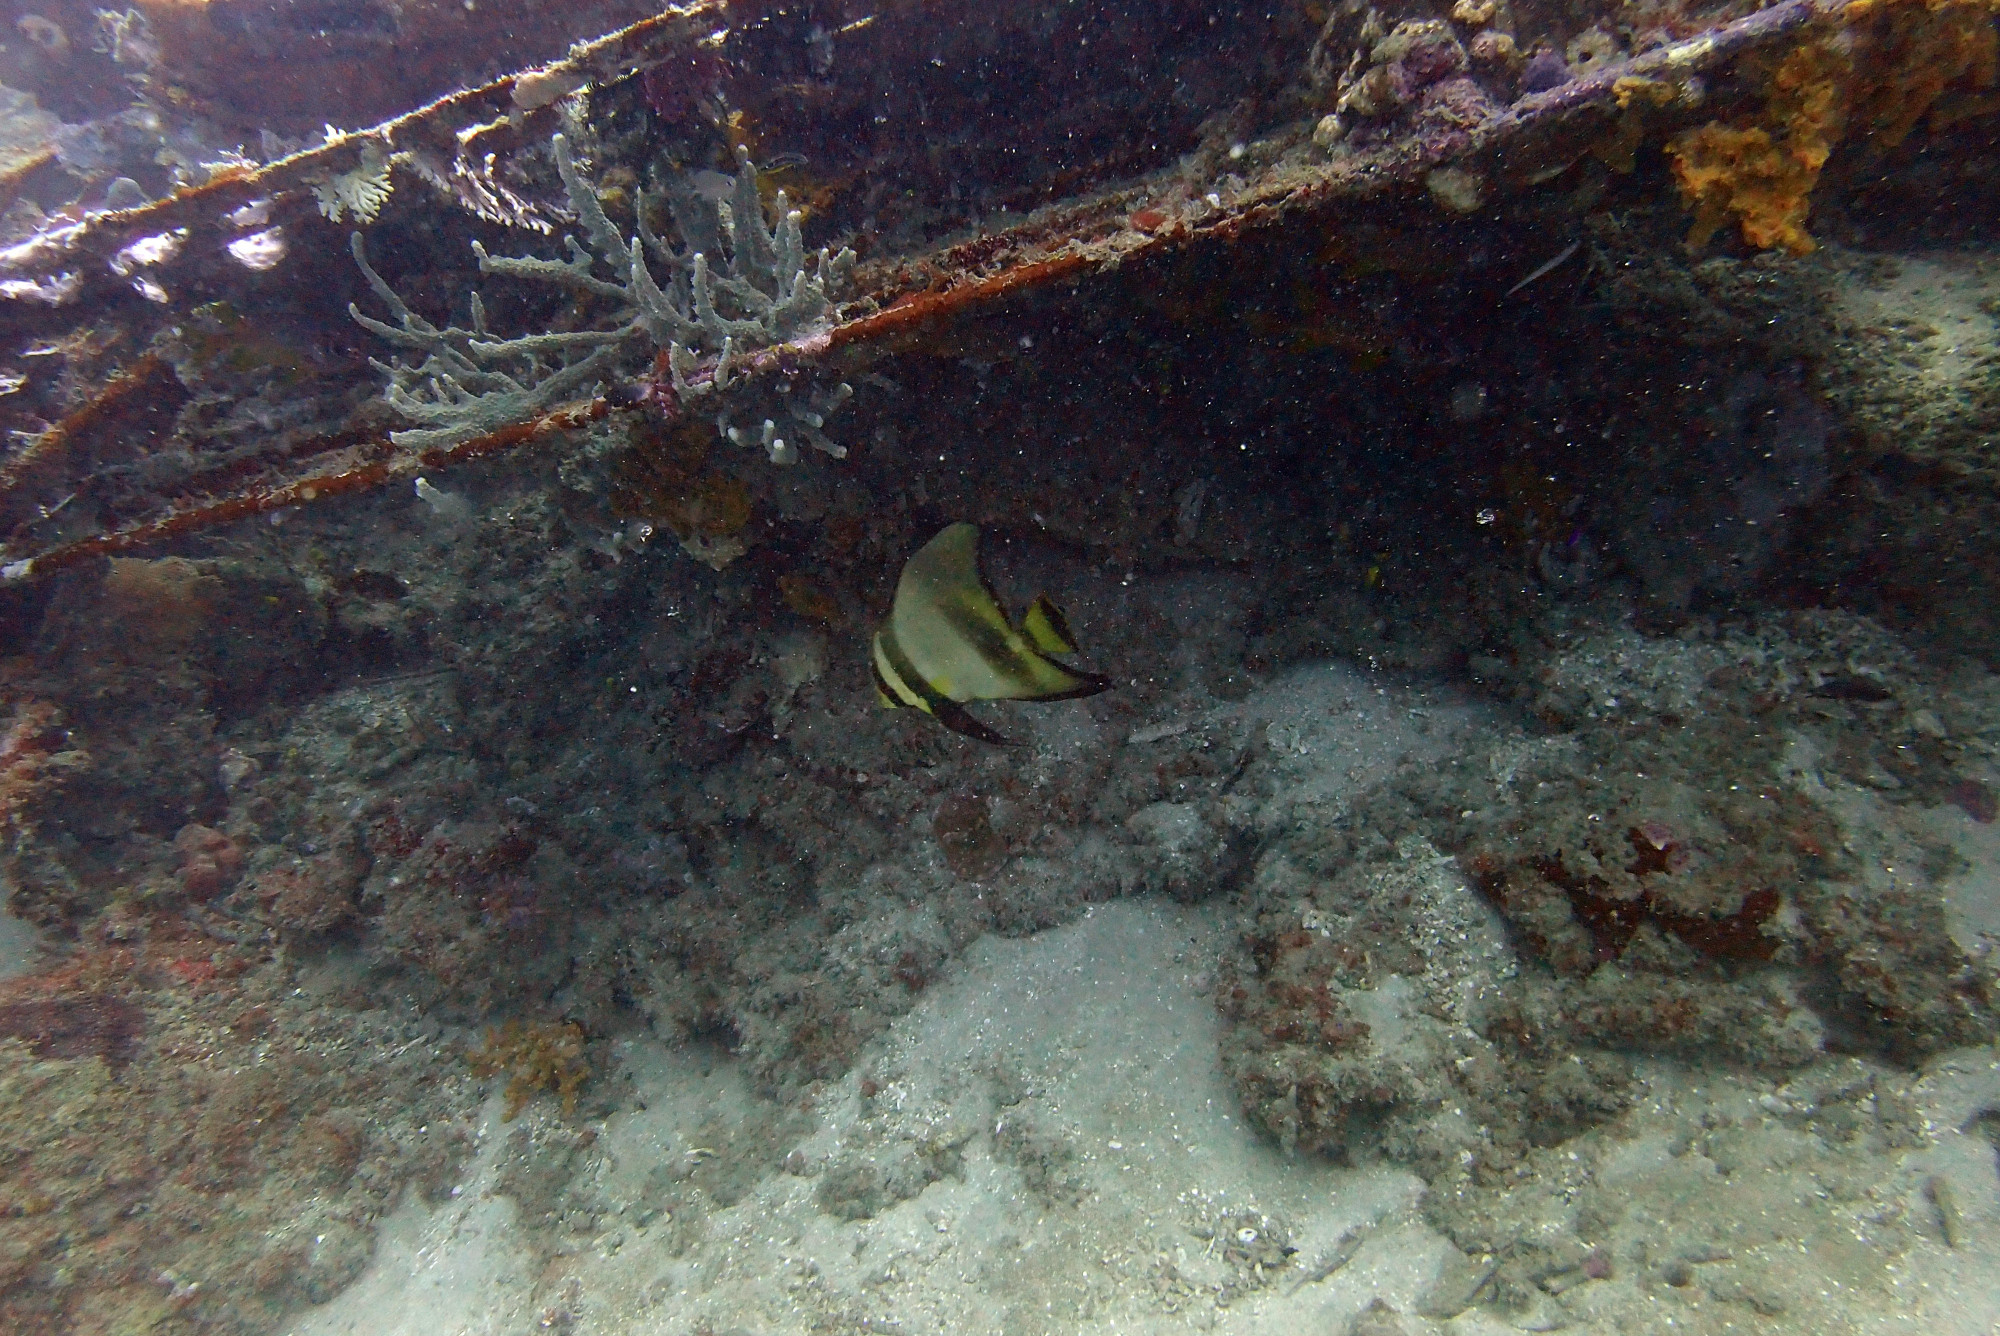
[
  {"x1": 1832, "y1": 253, "x2": 2000, "y2": 400},
  {"x1": 1913, "y1": 800, "x2": 2000, "y2": 956},
  {"x1": 563, "y1": 898, "x2": 1439, "y2": 1334},
  {"x1": 0, "y1": 907, "x2": 47, "y2": 981},
  {"x1": 276, "y1": 900, "x2": 1450, "y2": 1335},
  {"x1": 283, "y1": 1096, "x2": 539, "y2": 1336}
]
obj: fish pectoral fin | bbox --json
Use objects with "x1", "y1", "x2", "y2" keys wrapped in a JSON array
[
  {"x1": 932, "y1": 697, "x2": 1014, "y2": 745},
  {"x1": 1020, "y1": 594, "x2": 1079, "y2": 656}
]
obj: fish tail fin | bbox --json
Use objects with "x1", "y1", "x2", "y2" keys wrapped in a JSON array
[{"x1": 1033, "y1": 666, "x2": 1115, "y2": 702}]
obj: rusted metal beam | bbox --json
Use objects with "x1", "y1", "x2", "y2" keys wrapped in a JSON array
[{"x1": 0, "y1": 0, "x2": 1838, "y2": 584}]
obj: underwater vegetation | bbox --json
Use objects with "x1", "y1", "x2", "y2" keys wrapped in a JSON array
[
  {"x1": 349, "y1": 134, "x2": 855, "y2": 453},
  {"x1": 468, "y1": 1019, "x2": 591, "y2": 1121}
]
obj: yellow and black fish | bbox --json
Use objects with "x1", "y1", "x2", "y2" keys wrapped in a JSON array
[{"x1": 871, "y1": 523, "x2": 1111, "y2": 744}]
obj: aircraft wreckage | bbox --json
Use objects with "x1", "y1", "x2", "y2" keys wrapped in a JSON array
[{"x1": 0, "y1": 0, "x2": 1988, "y2": 581}]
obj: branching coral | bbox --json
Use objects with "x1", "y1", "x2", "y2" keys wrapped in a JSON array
[
  {"x1": 352, "y1": 133, "x2": 855, "y2": 453},
  {"x1": 1666, "y1": 0, "x2": 2000, "y2": 254},
  {"x1": 350, "y1": 228, "x2": 635, "y2": 451}
]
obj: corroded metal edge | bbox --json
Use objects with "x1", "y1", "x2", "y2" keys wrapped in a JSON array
[
  {"x1": 1, "y1": 0, "x2": 1830, "y2": 584},
  {"x1": 0, "y1": 3, "x2": 731, "y2": 287}
]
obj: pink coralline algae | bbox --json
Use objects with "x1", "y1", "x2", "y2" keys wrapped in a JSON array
[{"x1": 1338, "y1": 21, "x2": 1470, "y2": 121}]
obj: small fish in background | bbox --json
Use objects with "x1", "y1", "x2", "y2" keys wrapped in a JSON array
[{"x1": 871, "y1": 523, "x2": 1111, "y2": 744}]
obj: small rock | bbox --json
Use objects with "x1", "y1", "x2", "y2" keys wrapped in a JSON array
[
  {"x1": 1426, "y1": 167, "x2": 1485, "y2": 214},
  {"x1": 1512, "y1": 1291, "x2": 1570, "y2": 1330},
  {"x1": 1418, "y1": 1246, "x2": 1498, "y2": 1317},
  {"x1": 173, "y1": 824, "x2": 244, "y2": 902},
  {"x1": 1350, "y1": 1297, "x2": 1410, "y2": 1336},
  {"x1": 1519, "y1": 49, "x2": 1570, "y2": 93}
]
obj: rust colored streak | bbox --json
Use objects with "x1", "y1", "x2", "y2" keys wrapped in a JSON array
[
  {"x1": 9, "y1": 398, "x2": 607, "y2": 578},
  {"x1": 19, "y1": 460, "x2": 398, "y2": 574},
  {"x1": 167, "y1": 427, "x2": 386, "y2": 501},
  {"x1": 0, "y1": 993, "x2": 145, "y2": 1067},
  {"x1": 831, "y1": 252, "x2": 1095, "y2": 352},
  {"x1": 419, "y1": 398, "x2": 607, "y2": 470},
  {"x1": 1650, "y1": 887, "x2": 1782, "y2": 961},
  {"x1": 7, "y1": 5, "x2": 730, "y2": 277},
  {"x1": 0, "y1": 354, "x2": 168, "y2": 503}
]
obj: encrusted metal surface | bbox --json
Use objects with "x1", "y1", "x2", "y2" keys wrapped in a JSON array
[{"x1": 0, "y1": 0, "x2": 1854, "y2": 581}]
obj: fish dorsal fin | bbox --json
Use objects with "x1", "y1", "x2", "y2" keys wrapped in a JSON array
[{"x1": 1020, "y1": 593, "x2": 1078, "y2": 656}]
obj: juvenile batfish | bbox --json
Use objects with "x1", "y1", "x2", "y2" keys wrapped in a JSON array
[{"x1": 871, "y1": 523, "x2": 1111, "y2": 744}]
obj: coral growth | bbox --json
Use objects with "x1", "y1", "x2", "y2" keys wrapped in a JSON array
[
  {"x1": 1462, "y1": 775, "x2": 1821, "y2": 977},
  {"x1": 1847, "y1": 0, "x2": 2000, "y2": 145},
  {"x1": 353, "y1": 809, "x2": 581, "y2": 1019},
  {"x1": 173, "y1": 823, "x2": 244, "y2": 902},
  {"x1": 1469, "y1": 615, "x2": 1997, "y2": 1063},
  {"x1": 609, "y1": 421, "x2": 754, "y2": 569},
  {"x1": 352, "y1": 133, "x2": 854, "y2": 451},
  {"x1": 1666, "y1": 42, "x2": 1846, "y2": 254},
  {"x1": 349, "y1": 224, "x2": 633, "y2": 452},
  {"x1": 468, "y1": 1019, "x2": 590, "y2": 1120},
  {"x1": 249, "y1": 854, "x2": 364, "y2": 940},
  {"x1": 1216, "y1": 840, "x2": 1635, "y2": 1167},
  {"x1": 0, "y1": 931, "x2": 478, "y2": 1335},
  {"x1": 1668, "y1": 0, "x2": 2000, "y2": 253},
  {"x1": 0, "y1": 699, "x2": 88, "y2": 836}
]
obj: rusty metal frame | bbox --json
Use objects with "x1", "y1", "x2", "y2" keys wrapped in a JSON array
[{"x1": 0, "y1": 0, "x2": 1829, "y2": 585}]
